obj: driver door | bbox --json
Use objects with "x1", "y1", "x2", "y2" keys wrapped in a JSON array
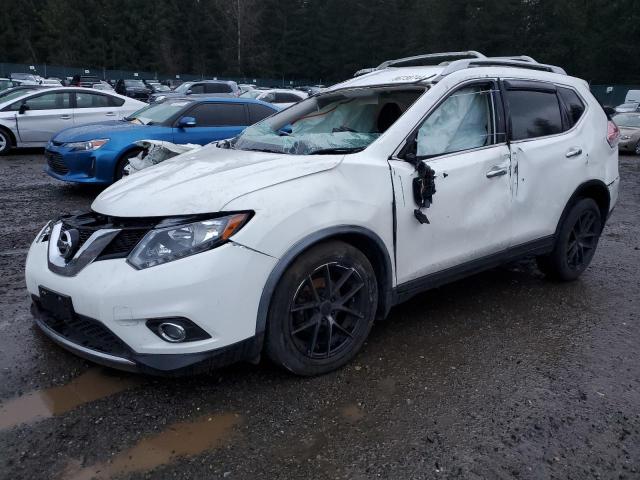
[
  {"x1": 13, "y1": 91, "x2": 74, "y2": 144},
  {"x1": 389, "y1": 81, "x2": 513, "y2": 287}
]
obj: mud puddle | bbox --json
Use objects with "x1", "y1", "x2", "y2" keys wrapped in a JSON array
[
  {"x1": 62, "y1": 412, "x2": 242, "y2": 480},
  {"x1": 0, "y1": 368, "x2": 138, "y2": 429}
]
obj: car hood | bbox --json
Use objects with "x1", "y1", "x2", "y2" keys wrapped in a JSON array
[
  {"x1": 52, "y1": 121, "x2": 159, "y2": 142},
  {"x1": 92, "y1": 144, "x2": 343, "y2": 217}
]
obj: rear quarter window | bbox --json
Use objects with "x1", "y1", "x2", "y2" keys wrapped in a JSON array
[
  {"x1": 108, "y1": 95, "x2": 125, "y2": 107},
  {"x1": 506, "y1": 90, "x2": 563, "y2": 140},
  {"x1": 558, "y1": 87, "x2": 586, "y2": 127}
]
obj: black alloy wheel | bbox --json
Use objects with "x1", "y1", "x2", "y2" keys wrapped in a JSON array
[
  {"x1": 266, "y1": 241, "x2": 377, "y2": 376},
  {"x1": 537, "y1": 198, "x2": 602, "y2": 281}
]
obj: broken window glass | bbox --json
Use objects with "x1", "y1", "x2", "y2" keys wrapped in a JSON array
[
  {"x1": 232, "y1": 87, "x2": 424, "y2": 155},
  {"x1": 416, "y1": 86, "x2": 496, "y2": 157}
]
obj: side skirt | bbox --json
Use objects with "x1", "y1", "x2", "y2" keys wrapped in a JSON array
[{"x1": 392, "y1": 235, "x2": 555, "y2": 305}]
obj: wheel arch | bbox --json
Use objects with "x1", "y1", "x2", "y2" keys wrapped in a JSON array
[
  {"x1": 113, "y1": 145, "x2": 144, "y2": 179},
  {"x1": 0, "y1": 124, "x2": 16, "y2": 147},
  {"x1": 557, "y1": 179, "x2": 610, "y2": 234},
  {"x1": 255, "y1": 226, "x2": 394, "y2": 337}
]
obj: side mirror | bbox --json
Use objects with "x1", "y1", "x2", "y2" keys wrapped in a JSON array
[
  {"x1": 177, "y1": 116, "x2": 196, "y2": 128},
  {"x1": 18, "y1": 104, "x2": 29, "y2": 114},
  {"x1": 185, "y1": 89, "x2": 193, "y2": 95}
]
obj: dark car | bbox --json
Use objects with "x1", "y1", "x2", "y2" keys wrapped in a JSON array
[
  {"x1": 70, "y1": 75, "x2": 101, "y2": 87},
  {"x1": 115, "y1": 79, "x2": 152, "y2": 101},
  {"x1": 144, "y1": 80, "x2": 171, "y2": 94},
  {"x1": 149, "y1": 80, "x2": 239, "y2": 103}
]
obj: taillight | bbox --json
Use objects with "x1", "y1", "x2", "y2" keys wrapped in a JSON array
[{"x1": 607, "y1": 120, "x2": 620, "y2": 147}]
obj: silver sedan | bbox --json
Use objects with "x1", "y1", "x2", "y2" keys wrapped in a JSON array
[{"x1": 0, "y1": 87, "x2": 146, "y2": 154}]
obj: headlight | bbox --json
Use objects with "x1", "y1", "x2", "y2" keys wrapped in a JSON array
[
  {"x1": 127, "y1": 213, "x2": 250, "y2": 269},
  {"x1": 154, "y1": 95, "x2": 166, "y2": 102},
  {"x1": 65, "y1": 139, "x2": 109, "y2": 151},
  {"x1": 34, "y1": 221, "x2": 53, "y2": 243}
]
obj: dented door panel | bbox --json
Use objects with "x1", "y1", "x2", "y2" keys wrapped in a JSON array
[{"x1": 390, "y1": 144, "x2": 512, "y2": 285}]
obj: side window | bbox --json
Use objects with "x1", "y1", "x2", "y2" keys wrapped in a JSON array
[
  {"x1": 187, "y1": 103, "x2": 247, "y2": 126},
  {"x1": 189, "y1": 83, "x2": 206, "y2": 94},
  {"x1": 108, "y1": 95, "x2": 125, "y2": 107},
  {"x1": 11, "y1": 92, "x2": 71, "y2": 111},
  {"x1": 275, "y1": 93, "x2": 302, "y2": 103},
  {"x1": 205, "y1": 83, "x2": 232, "y2": 94},
  {"x1": 260, "y1": 92, "x2": 276, "y2": 103},
  {"x1": 416, "y1": 84, "x2": 497, "y2": 157},
  {"x1": 506, "y1": 89, "x2": 563, "y2": 140},
  {"x1": 75, "y1": 92, "x2": 110, "y2": 108},
  {"x1": 248, "y1": 104, "x2": 276, "y2": 123},
  {"x1": 557, "y1": 87, "x2": 586, "y2": 128}
]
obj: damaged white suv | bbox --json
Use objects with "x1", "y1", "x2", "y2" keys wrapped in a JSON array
[{"x1": 26, "y1": 52, "x2": 620, "y2": 376}]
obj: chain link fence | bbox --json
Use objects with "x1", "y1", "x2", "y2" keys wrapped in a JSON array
[{"x1": 0, "y1": 62, "x2": 319, "y2": 88}]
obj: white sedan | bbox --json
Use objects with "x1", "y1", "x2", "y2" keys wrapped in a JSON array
[
  {"x1": 241, "y1": 88, "x2": 307, "y2": 108},
  {"x1": 0, "y1": 87, "x2": 145, "y2": 154}
]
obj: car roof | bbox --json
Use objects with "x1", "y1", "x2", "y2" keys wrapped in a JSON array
[{"x1": 159, "y1": 96, "x2": 278, "y2": 109}]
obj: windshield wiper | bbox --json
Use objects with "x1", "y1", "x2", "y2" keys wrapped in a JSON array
[
  {"x1": 308, "y1": 147, "x2": 365, "y2": 155},
  {"x1": 242, "y1": 147, "x2": 283, "y2": 154}
]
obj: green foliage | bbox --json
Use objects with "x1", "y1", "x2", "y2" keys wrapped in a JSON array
[{"x1": 0, "y1": 0, "x2": 637, "y2": 82}]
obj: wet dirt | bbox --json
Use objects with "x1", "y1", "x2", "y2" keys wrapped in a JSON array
[
  {"x1": 0, "y1": 368, "x2": 138, "y2": 430},
  {"x1": 0, "y1": 152, "x2": 639, "y2": 479},
  {"x1": 62, "y1": 412, "x2": 242, "y2": 480}
]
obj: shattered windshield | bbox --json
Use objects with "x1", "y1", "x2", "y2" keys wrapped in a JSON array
[{"x1": 231, "y1": 87, "x2": 424, "y2": 155}]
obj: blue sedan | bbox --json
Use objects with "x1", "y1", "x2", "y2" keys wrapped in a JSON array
[{"x1": 44, "y1": 97, "x2": 279, "y2": 184}]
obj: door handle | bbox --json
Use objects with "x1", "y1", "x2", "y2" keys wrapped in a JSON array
[
  {"x1": 105, "y1": 112, "x2": 116, "y2": 116},
  {"x1": 486, "y1": 166, "x2": 508, "y2": 178},
  {"x1": 565, "y1": 147, "x2": 582, "y2": 158},
  {"x1": 60, "y1": 115, "x2": 71, "y2": 120}
]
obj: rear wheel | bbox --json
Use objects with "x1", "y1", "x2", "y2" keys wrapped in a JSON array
[
  {"x1": 537, "y1": 198, "x2": 602, "y2": 281},
  {"x1": 265, "y1": 241, "x2": 378, "y2": 376},
  {"x1": 114, "y1": 149, "x2": 142, "y2": 181},
  {"x1": 0, "y1": 129, "x2": 12, "y2": 155},
  {"x1": 634, "y1": 141, "x2": 640, "y2": 155}
]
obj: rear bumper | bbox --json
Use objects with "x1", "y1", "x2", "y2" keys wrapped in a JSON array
[{"x1": 31, "y1": 300, "x2": 262, "y2": 375}]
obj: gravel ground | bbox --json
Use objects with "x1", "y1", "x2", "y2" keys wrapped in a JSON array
[{"x1": 0, "y1": 151, "x2": 638, "y2": 480}]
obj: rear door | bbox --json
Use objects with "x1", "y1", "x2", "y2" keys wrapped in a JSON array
[
  {"x1": 73, "y1": 91, "x2": 124, "y2": 125},
  {"x1": 174, "y1": 102, "x2": 248, "y2": 144},
  {"x1": 11, "y1": 91, "x2": 73, "y2": 144},
  {"x1": 503, "y1": 80, "x2": 588, "y2": 245}
]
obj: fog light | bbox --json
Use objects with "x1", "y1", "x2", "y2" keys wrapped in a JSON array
[
  {"x1": 158, "y1": 322, "x2": 187, "y2": 342},
  {"x1": 146, "y1": 317, "x2": 211, "y2": 343}
]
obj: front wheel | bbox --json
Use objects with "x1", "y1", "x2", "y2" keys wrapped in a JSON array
[
  {"x1": 0, "y1": 129, "x2": 11, "y2": 155},
  {"x1": 537, "y1": 198, "x2": 602, "y2": 281},
  {"x1": 265, "y1": 241, "x2": 378, "y2": 376},
  {"x1": 114, "y1": 149, "x2": 142, "y2": 181}
]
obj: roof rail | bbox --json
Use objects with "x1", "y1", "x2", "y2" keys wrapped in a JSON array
[
  {"x1": 376, "y1": 51, "x2": 486, "y2": 69},
  {"x1": 435, "y1": 58, "x2": 567, "y2": 79}
]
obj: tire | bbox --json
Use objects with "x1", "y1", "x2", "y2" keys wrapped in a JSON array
[
  {"x1": 114, "y1": 149, "x2": 142, "y2": 181},
  {"x1": 265, "y1": 240, "x2": 378, "y2": 376},
  {"x1": 536, "y1": 198, "x2": 602, "y2": 281},
  {"x1": 0, "y1": 128, "x2": 12, "y2": 155}
]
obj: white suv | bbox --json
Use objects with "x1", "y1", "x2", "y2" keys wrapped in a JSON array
[{"x1": 25, "y1": 52, "x2": 620, "y2": 376}]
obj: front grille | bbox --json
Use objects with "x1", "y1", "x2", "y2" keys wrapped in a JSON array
[
  {"x1": 98, "y1": 229, "x2": 148, "y2": 259},
  {"x1": 46, "y1": 150, "x2": 68, "y2": 175},
  {"x1": 61, "y1": 222, "x2": 94, "y2": 252},
  {"x1": 34, "y1": 298, "x2": 130, "y2": 358}
]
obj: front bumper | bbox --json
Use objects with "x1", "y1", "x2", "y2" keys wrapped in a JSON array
[
  {"x1": 31, "y1": 300, "x2": 263, "y2": 375},
  {"x1": 44, "y1": 145, "x2": 114, "y2": 184},
  {"x1": 25, "y1": 238, "x2": 277, "y2": 373}
]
